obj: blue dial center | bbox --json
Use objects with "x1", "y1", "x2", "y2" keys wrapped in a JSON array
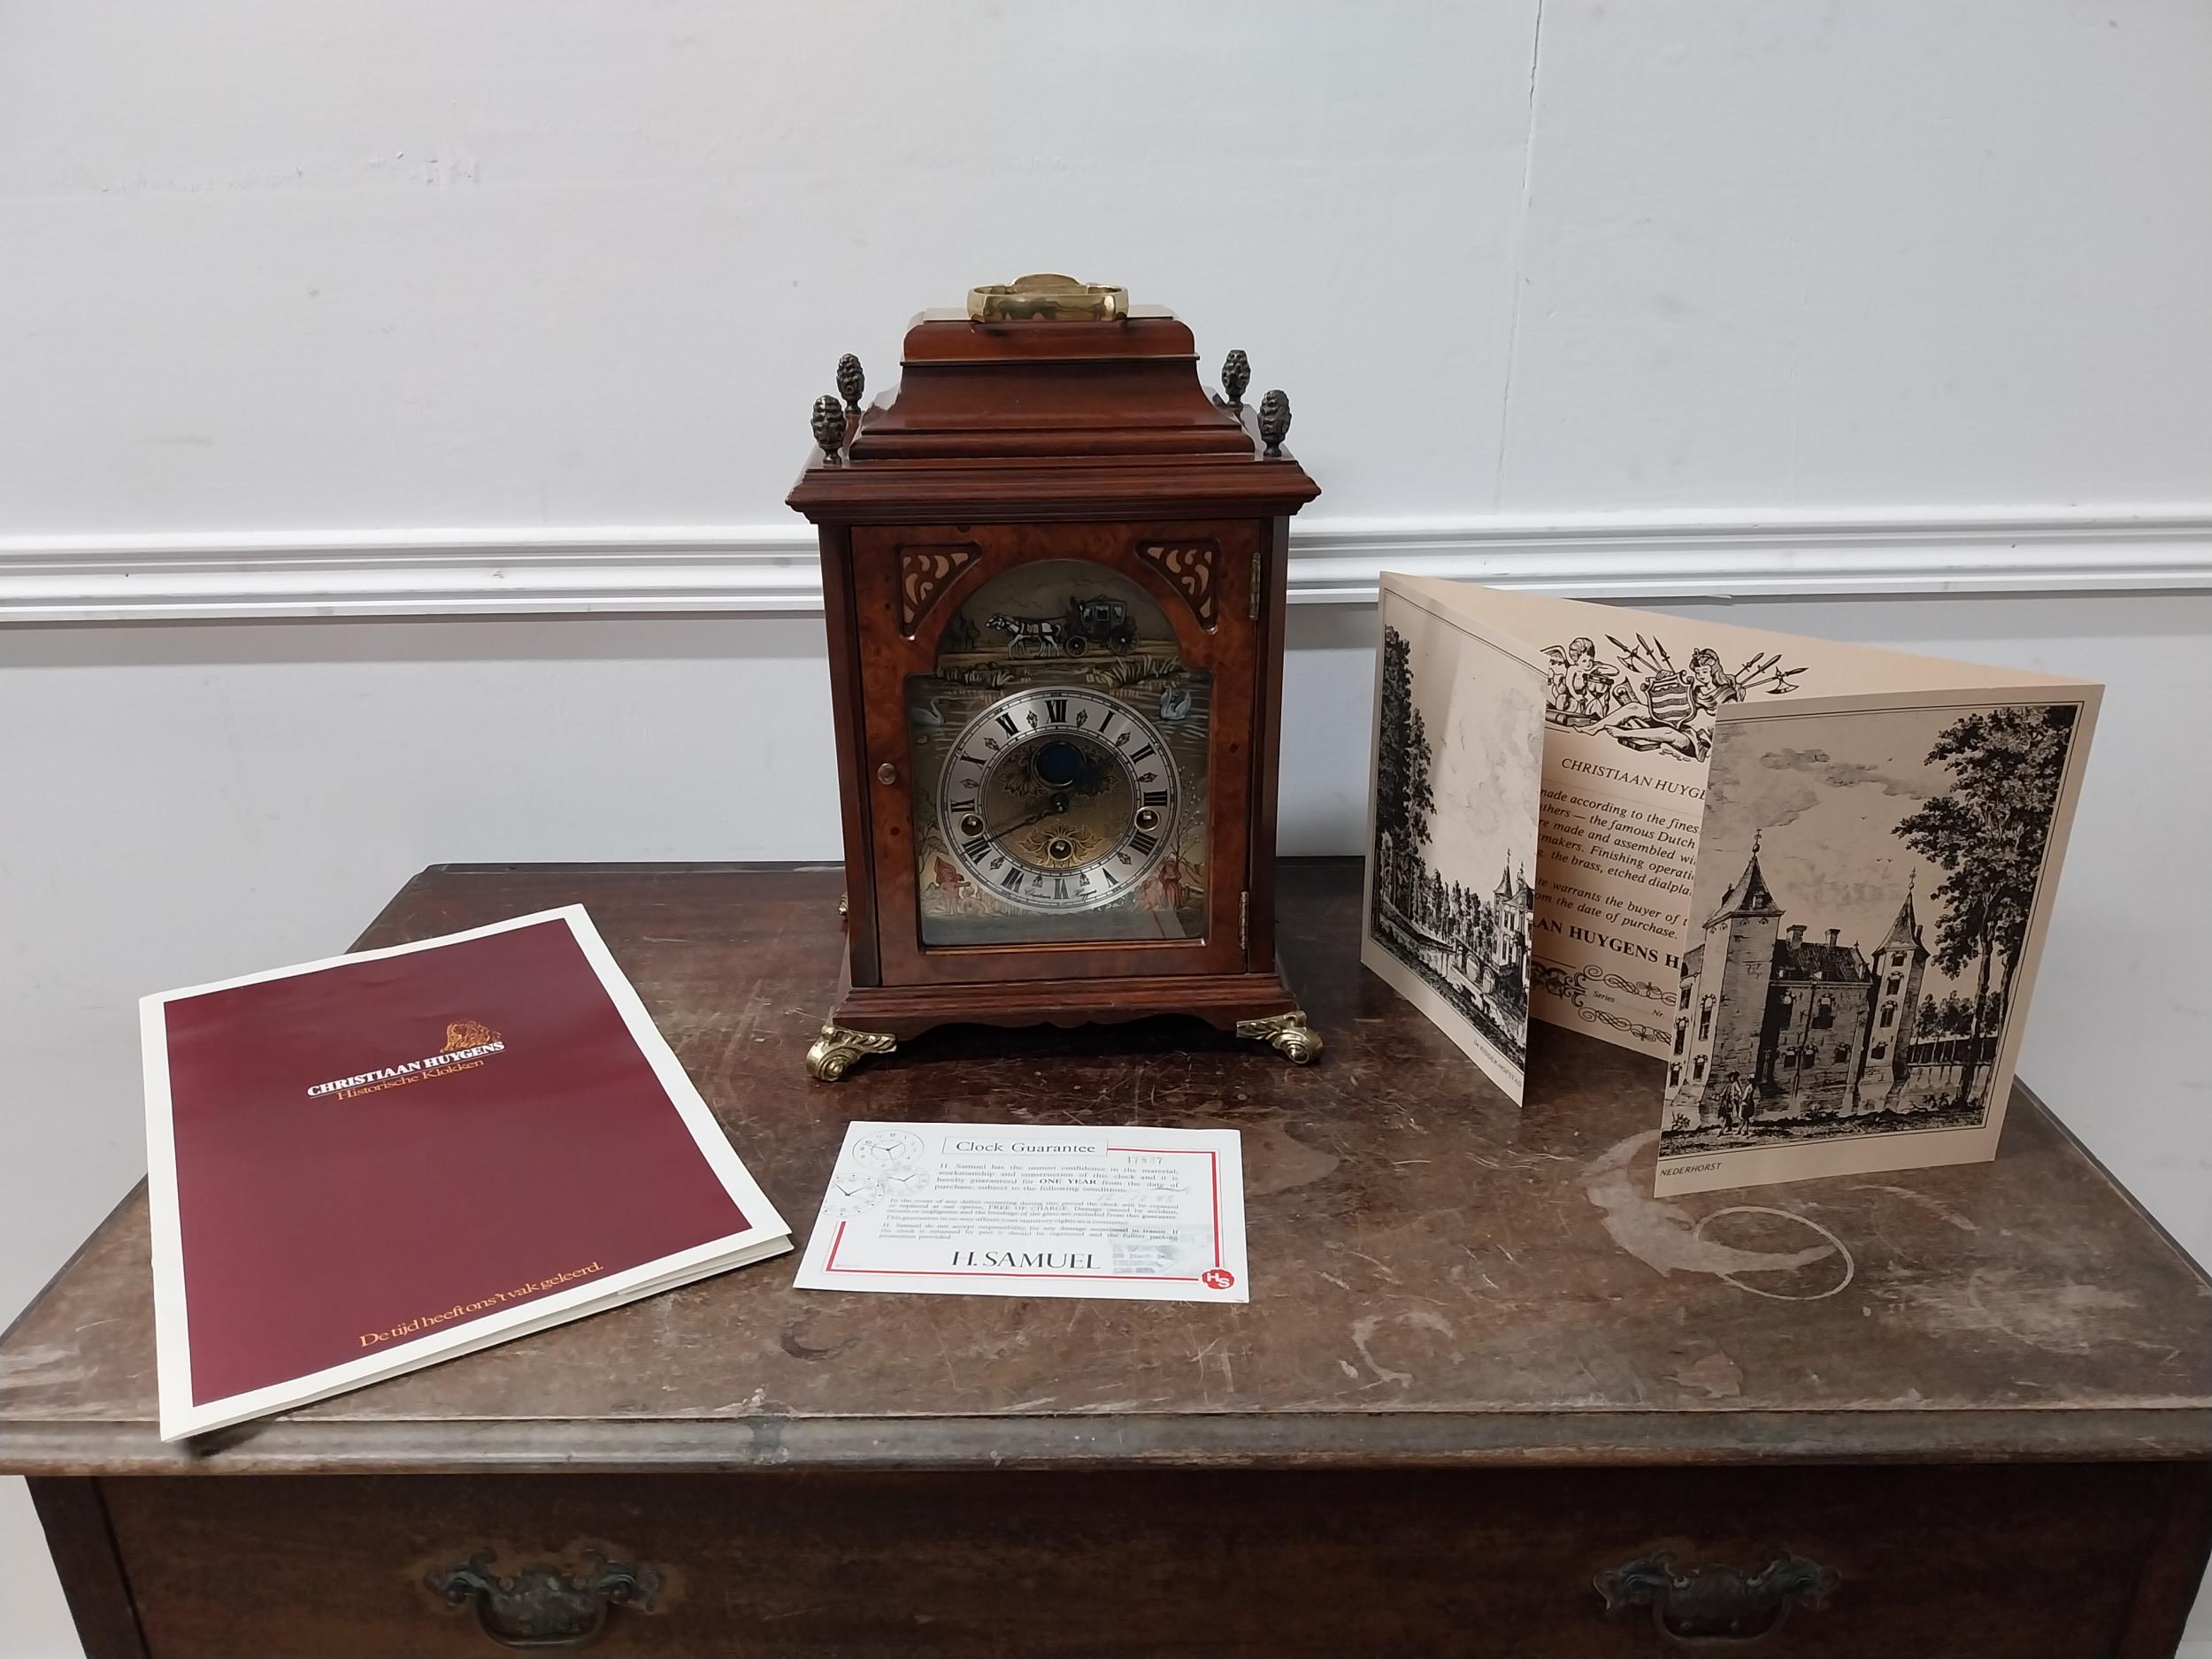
[{"x1": 1033, "y1": 739, "x2": 1084, "y2": 789}]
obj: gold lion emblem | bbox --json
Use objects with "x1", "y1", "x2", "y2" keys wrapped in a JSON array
[{"x1": 441, "y1": 1019, "x2": 501, "y2": 1052}]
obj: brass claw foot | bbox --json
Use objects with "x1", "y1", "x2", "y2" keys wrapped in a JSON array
[
  {"x1": 806, "y1": 1020, "x2": 896, "y2": 1082},
  {"x1": 1234, "y1": 1010, "x2": 1323, "y2": 1064}
]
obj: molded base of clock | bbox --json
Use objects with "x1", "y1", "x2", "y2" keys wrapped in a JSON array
[{"x1": 823, "y1": 945, "x2": 1309, "y2": 1054}]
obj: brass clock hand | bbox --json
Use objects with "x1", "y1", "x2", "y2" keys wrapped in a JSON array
[{"x1": 990, "y1": 792, "x2": 1071, "y2": 839}]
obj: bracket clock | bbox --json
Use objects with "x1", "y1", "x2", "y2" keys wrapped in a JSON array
[{"x1": 787, "y1": 275, "x2": 1320, "y2": 1080}]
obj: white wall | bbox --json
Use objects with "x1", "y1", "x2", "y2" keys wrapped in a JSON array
[
  {"x1": 5, "y1": 0, "x2": 2211, "y2": 535},
  {"x1": 5, "y1": 3, "x2": 2210, "y2": 1655}
]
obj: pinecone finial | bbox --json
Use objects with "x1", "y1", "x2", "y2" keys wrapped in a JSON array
[
  {"x1": 1257, "y1": 388, "x2": 1292, "y2": 457},
  {"x1": 1221, "y1": 349, "x2": 1250, "y2": 411},
  {"x1": 835, "y1": 353, "x2": 864, "y2": 418},
  {"x1": 810, "y1": 393, "x2": 846, "y2": 462}
]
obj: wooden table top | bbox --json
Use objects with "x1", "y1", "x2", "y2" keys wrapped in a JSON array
[{"x1": 3, "y1": 860, "x2": 2206, "y2": 1478}]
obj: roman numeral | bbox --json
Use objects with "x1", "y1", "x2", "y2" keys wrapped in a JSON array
[
  {"x1": 1002, "y1": 864, "x2": 1025, "y2": 889},
  {"x1": 1097, "y1": 710, "x2": 1116, "y2": 738},
  {"x1": 949, "y1": 796, "x2": 976, "y2": 813},
  {"x1": 962, "y1": 835, "x2": 992, "y2": 860},
  {"x1": 1052, "y1": 877, "x2": 1067, "y2": 898},
  {"x1": 957, "y1": 754, "x2": 984, "y2": 771},
  {"x1": 1045, "y1": 697, "x2": 1067, "y2": 724},
  {"x1": 1128, "y1": 744, "x2": 1156, "y2": 763},
  {"x1": 1130, "y1": 830, "x2": 1158, "y2": 855},
  {"x1": 996, "y1": 712, "x2": 1019, "y2": 736},
  {"x1": 1102, "y1": 866, "x2": 1119, "y2": 885},
  {"x1": 1142, "y1": 790, "x2": 1170, "y2": 807}
]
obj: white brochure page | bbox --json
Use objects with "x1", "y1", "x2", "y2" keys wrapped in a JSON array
[{"x1": 795, "y1": 1124, "x2": 1248, "y2": 1303}]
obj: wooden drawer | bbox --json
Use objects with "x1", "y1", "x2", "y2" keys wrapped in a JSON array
[{"x1": 102, "y1": 1463, "x2": 2178, "y2": 1658}]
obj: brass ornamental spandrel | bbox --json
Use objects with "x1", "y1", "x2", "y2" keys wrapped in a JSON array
[{"x1": 967, "y1": 273, "x2": 1129, "y2": 323}]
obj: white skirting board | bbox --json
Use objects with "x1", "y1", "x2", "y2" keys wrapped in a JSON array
[{"x1": 3, "y1": 508, "x2": 2211, "y2": 622}]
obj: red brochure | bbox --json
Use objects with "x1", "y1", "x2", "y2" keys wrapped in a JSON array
[{"x1": 142, "y1": 906, "x2": 788, "y2": 1440}]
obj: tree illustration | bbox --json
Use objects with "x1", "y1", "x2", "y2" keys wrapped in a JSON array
[
  {"x1": 1375, "y1": 625, "x2": 1436, "y2": 861},
  {"x1": 1894, "y1": 703, "x2": 2078, "y2": 1104}
]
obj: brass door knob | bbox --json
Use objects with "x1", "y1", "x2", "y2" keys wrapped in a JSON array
[{"x1": 876, "y1": 762, "x2": 897, "y2": 785}]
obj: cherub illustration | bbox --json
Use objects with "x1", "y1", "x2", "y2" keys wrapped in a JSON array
[
  {"x1": 1547, "y1": 634, "x2": 1806, "y2": 761},
  {"x1": 1543, "y1": 637, "x2": 1632, "y2": 726}
]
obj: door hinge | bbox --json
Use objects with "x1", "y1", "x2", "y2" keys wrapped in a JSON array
[
  {"x1": 1240, "y1": 891, "x2": 1250, "y2": 952},
  {"x1": 1249, "y1": 549, "x2": 1263, "y2": 620}
]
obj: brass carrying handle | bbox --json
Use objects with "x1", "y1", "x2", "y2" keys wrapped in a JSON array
[
  {"x1": 1595, "y1": 1548, "x2": 1838, "y2": 1646},
  {"x1": 967, "y1": 273, "x2": 1127, "y2": 323},
  {"x1": 426, "y1": 1549, "x2": 659, "y2": 1650}
]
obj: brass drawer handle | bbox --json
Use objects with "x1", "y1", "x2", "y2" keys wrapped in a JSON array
[
  {"x1": 1595, "y1": 1548, "x2": 1838, "y2": 1646},
  {"x1": 426, "y1": 1549, "x2": 659, "y2": 1650}
]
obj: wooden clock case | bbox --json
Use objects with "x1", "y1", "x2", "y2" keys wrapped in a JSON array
[{"x1": 787, "y1": 296, "x2": 1319, "y2": 1079}]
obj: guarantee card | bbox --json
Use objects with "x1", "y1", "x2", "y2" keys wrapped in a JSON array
[{"x1": 794, "y1": 1124, "x2": 1248, "y2": 1302}]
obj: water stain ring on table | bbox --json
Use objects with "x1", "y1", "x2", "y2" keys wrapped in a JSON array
[
  {"x1": 1583, "y1": 1130, "x2": 1857, "y2": 1301},
  {"x1": 1694, "y1": 1206, "x2": 1855, "y2": 1301}
]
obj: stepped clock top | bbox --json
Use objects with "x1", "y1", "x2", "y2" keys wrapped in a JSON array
[{"x1": 787, "y1": 280, "x2": 1317, "y2": 505}]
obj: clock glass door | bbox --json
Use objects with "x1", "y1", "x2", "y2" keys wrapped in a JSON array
[{"x1": 905, "y1": 560, "x2": 1211, "y2": 947}]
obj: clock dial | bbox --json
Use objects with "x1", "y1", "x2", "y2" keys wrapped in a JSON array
[
  {"x1": 938, "y1": 687, "x2": 1179, "y2": 912},
  {"x1": 905, "y1": 558, "x2": 1210, "y2": 948}
]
